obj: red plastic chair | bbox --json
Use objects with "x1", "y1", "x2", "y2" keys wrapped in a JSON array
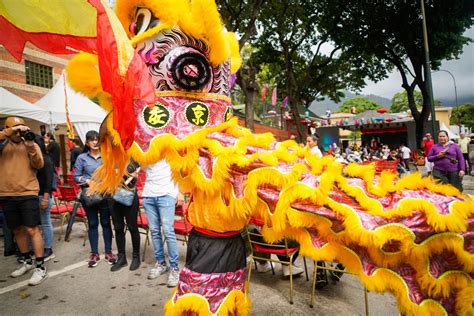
[
  {"x1": 52, "y1": 185, "x2": 79, "y2": 241},
  {"x1": 55, "y1": 185, "x2": 87, "y2": 244},
  {"x1": 136, "y1": 171, "x2": 146, "y2": 191},
  {"x1": 137, "y1": 209, "x2": 150, "y2": 262},
  {"x1": 57, "y1": 185, "x2": 79, "y2": 207},
  {"x1": 174, "y1": 202, "x2": 193, "y2": 244},
  {"x1": 50, "y1": 204, "x2": 70, "y2": 241},
  {"x1": 362, "y1": 160, "x2": 399, "y2": 175},
  {"x1": 73, "y1": 207, "x2": 88, "y2": 246},
  {"x1": 66, "y1": 174, "x2": 80, "y2": 192},
  {"x1": 374, "y1": 159, "x2": 399, "y2": 174}
]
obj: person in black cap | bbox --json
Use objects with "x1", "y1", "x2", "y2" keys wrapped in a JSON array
[{"x1": 0, "y1": 117, "x2": 47, "y2": 285}]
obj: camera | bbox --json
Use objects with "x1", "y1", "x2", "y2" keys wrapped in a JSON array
[{"x1": 20, "y1": 130, "x2": 36, "y2": 141}]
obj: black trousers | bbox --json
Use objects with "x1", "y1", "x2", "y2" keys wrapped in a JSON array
[
  {"x1": 463, "y1": 153, "x2": 472, "y2": 174},
  {"x1": 432, "y1": 168, "x2": 463, "y2": 192},
  {"x1": 111, "y1": 193, "x2": 140, "y2": 254}
]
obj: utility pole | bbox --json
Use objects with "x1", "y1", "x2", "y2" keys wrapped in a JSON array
[
  {"x1": 433, "y1": 69, "x2": 458, "y2": 107},
  {"x1": 420, "y1": 0, "x2": 437, "y2": 137}
]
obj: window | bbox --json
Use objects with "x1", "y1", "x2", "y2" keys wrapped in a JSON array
[{"x1": 25, "y1": 60, "x2": 53, "y2": 88}]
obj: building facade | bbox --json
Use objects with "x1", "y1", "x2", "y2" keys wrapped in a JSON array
[{"x1": 0, "y1": 43, "x2": 70, "y2": 103}]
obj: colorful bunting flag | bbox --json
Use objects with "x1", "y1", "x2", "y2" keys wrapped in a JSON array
[
  {"x1": 229, "y1": 73, "x2": 236, "y2": 88},
  {"x1": 63, "y1": 75, "x2": 75, "y2": 140},
  {"x1": 271, "y1": 87, "x2": 277, "y2": 106},
  {"x1": 261, "y1": 84, "x2": 268, "y2": 103}
]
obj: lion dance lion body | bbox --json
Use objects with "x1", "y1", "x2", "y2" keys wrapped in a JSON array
[{"x1": 1, "y1": 0, "x2": 472, "y2": 315}]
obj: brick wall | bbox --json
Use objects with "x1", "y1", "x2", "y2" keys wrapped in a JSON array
[{"x1": 0, "y1": 44, "x2": 71, "y2": 103}]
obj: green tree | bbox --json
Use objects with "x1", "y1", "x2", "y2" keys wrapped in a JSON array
[
  {"x1": 253, "y1": 0, "x2": 385, "y2": 139},
  {"x1": 314, "y1": 0, "x2": 474, "y2": 146},
  {"x1": 338, "y1": 96, "x2": 380, "y2": 113},
  {"x1": 390, "y1": 90, "x2": 441, "y2": 113},
  {"x1": 218, "y1": 0, "x2": 266, "y2": 131},
  {"x1": 390, "y1": 91, "x2": 423, "y2": 113},
  {"x1": 450, "y1": 103, "x2": 474, "y2": 129}
]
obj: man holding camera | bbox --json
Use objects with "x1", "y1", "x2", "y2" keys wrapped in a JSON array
[{"x1": 0, "y1": 117, "x2": 47, "y2": 285}]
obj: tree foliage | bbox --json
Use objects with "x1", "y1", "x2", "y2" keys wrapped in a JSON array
[
  {"x1": 390, "y1": 91, "x2": 423, "y2": 113},
  {"x1": 390, "y1": 90, "x2": 441, "y2": 113},
  {"x1": 313, "y1": 0, "x2": 474, "y2": 145},
  {"x1": 338, "y1": 96, "x2": 380, "y2": 113},
  {"x1": 450, "y1": 103, "x2": 474, "y2": 129},
  {"x1": 217, "y1": 0, "x2": 266, "y2": 131},
  {"x1": 252, "y1": 0, "x2": 385, "y2": 138}
]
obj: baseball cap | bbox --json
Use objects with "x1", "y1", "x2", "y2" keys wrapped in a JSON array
[{"x1": 5, "y1": 116, "x2": 25, "y2": 128}]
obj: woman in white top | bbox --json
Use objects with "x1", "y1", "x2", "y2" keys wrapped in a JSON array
[{"x1": 306, "y1": 134, "x2": 322, "y2": 157}]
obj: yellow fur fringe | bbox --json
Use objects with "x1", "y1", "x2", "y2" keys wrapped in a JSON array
[
  {"x1": 92, "y1": 115, "x2": 473, "y2": 315},
  {"x1": 164, "y1": 290, "x2": 251, "y2": 316},
  {"x1": 66, "y1": 53, "x2": 102, "y2": 98},
  {"x1": 65, "y1": 53, "x2": 113, "y2": 112}
]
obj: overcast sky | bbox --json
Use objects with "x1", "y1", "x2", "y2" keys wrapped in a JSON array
[{"x1": 360, "y1": 28, "x2": 474, "y2": 102}]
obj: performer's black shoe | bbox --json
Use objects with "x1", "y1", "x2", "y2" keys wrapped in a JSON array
[
  {"x1": 315, "y1": 261, "x2": 328, "y2": 289},
  {"x1": 329, "y1": 263, "x2": 345, "y2": 282}
]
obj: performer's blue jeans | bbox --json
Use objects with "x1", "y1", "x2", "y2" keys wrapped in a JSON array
[{"x1": 143, "y1": 195, "x2": 179, "y2": 269}]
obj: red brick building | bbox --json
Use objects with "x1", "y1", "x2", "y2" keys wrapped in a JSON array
[{"x1": 0, "y1": 43, "x2": 70, "y2": 103}]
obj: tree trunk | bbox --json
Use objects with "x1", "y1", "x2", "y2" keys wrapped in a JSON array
[
  {"x1": 236, "y1": 69, "x2": 257, "y2": 131},
  {"x1": 284, "y1": 52, "x2": 306, "y2": 140},
  {"x1": 400, "y1": 69, "x2": 426, "y2": 149},
  {"x1": 287, "y1": 94, "x2": 306, "y2": 140},
  {"x1": 245, "y1": 88, "x2": 257, "y2": 131},
  {"x1": 416, "y1": 82, "x2": 433, "y2": 148}
]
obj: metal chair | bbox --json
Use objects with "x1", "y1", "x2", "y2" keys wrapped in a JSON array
[
  {"x1": 246, "y1": 218, "x2": 309, "y2": 305},
  {"x1": 174, "y1": 204, "x2": 193, "y2": 245},
  {"x1": 310, "y1": 261, "x2": 369, "y2": 315},
  {"x1": 52, "y1": 185, "x2": 80, "y2": 241}
]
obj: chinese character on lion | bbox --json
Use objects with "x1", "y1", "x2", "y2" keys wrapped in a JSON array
[{"x1": 0, "y1": 0, "x2": 473, "y2": 315}]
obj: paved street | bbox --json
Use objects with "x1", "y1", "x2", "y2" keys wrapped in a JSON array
[
  {"x1": 1, "y1": 175, "x2": 472, "y2": 315},
  {"x1": 463, "y1": 174, "x2": 474, "y2": 195},
  {"x1": 0, "y1": 226, "x2": 398, "y2": 315}
]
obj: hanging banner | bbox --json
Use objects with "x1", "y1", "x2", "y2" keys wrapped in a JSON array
[
  {"x1": 63, "y1": 75, "x2": 75, "y2": 140},
  {"x1": 229, "y1": 73, "x2": 236, "y2": 89},
  {"x1": 261, "y1": 84, "x2": 268, "y2": 103},
  {"x1": 271, "y1": 87, "x2": 277, "y2": 106}
]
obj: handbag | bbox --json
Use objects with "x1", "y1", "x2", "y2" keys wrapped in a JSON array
[
  {"x1": 52, "y1": 170, "x2": 59, "y2": 191},
  {"x1": 80, "y1": 189, "x2": 103, "y2": 208},
  {"x1": 113, "y1": 187, "x2": 135, "y2": 206}
]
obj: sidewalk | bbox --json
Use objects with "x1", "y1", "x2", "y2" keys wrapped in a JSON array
[{"x1": 463, "y1": 174, "x2": 474, "y2": 195}]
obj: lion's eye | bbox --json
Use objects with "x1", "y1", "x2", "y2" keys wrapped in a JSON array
[{"x1": 131, "y1": 8, "x2": 159, "y2": 36}]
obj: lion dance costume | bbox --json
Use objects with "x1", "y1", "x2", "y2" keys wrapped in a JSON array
[{"x1": 1, "y1": 0, "x2": 473, "y2": 315}]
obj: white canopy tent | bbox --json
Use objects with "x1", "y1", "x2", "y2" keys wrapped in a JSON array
[
  {"x1": 35, "y1": 73, "x2": 107, "y2": 142},
  {"x1": 440, "y1": 122, "x2": 459, "y2": 140},
  {"x1": 0, "y1": 87, "x2": 49, "y2": 123}
]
